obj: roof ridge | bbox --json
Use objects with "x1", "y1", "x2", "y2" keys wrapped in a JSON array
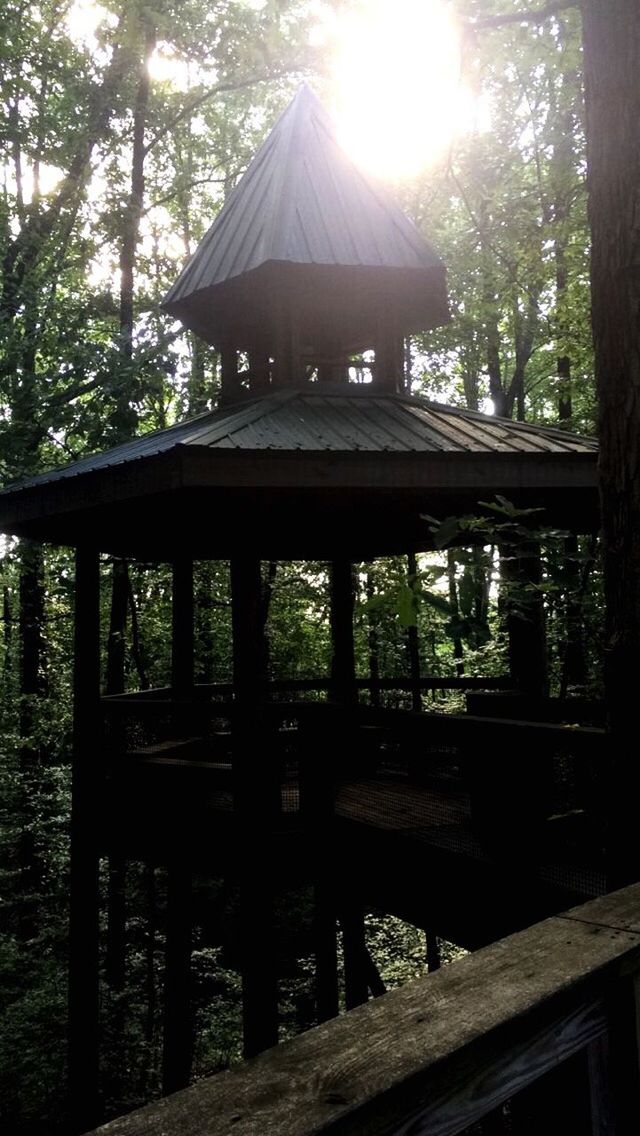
[{"x1": 180, "y1": 388, "x2": 296, "y2": 445}]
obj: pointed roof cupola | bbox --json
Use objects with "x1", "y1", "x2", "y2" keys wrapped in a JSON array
[{"x1": 164, "y1": 84, "x2": 449, "y2": 401}]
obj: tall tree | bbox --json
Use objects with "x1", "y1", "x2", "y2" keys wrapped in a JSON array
[{"x1": 581, "y1": 0, "x2": 640, "y2": 878}]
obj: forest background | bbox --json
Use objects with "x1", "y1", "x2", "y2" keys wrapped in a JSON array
[{"x1": 0, "y1": 0, "x2": 612, "y2": 1132}]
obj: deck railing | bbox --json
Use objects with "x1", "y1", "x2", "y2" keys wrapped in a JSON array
[
  {"x1": 100, "y1": 695, "x2": 607, "y2": 847},
  {"x1": 86, "y1": 882, "x2": 640, "y2": 1136}
]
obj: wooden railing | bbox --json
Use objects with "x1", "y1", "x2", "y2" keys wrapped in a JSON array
[
  {"x1": 100, "y1": 674, "x2": 510, "y2": 702},
  {"x1": 86, "y1": 883, "x2": 640, "y2": 1136},
  {"x1": 100, "y1": 696, "x2": 607, "y2": 844}
]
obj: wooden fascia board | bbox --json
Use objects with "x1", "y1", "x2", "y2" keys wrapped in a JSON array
[
  {"x1": 0, "y1": 446, "x2": 597, "y2": 537},
  {"x1": 0, "y1": 450, "x2": 185, "y2": 531},
  {"x1": 180, "y1": 446, "x2": 598, "y2": 491}
]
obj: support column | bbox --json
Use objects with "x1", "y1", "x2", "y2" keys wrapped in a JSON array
[
  {"x1": 231, "y1": 556, "x2": 279, "y2": 1057},
  {"x1": 501, "y1": 544, "x2": 548, "y2": 697},
  {"x1": 299, "y1": 709, "x2": 340, "y2": 1023},
  {"x1": 374, "y1": 323, "x2": 404, "y2": 393},
  {"x1": 426, "y1": 931, "x2": 441, "y2": 973},
  {"x1": 161, "y1": 557, "x2": 195, "y2": 1093},
  {"x1": 69, "y1": 546, "x2": 101, "y2": 1133},
  {"x1": 219, "y1": 346, "x2": 241, "y2": 407},
  {"x1": 249, "y1": 351, "x2": 271, "y2": 396},
  {"x1": 162, "y1": 859, "x2": 193, "y2": 1095},
  {"x1": 329, "y1": 560, "x2": 356, "y2": 706},
  {"x1": 406, "y1": 551, "x2": 422, "y2": 712},
  {"x1": 172, "y1": 557, "x2": 194, "y2": 697},
  {"x1": 340, "y1": 903, "x2": 370, "y2": 1010}
]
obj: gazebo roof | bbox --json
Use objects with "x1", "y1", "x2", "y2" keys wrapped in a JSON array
[
  {"x1": 0, "y1": 389, "x2": 598, "y2": 561},
  {"x1": 163, "y1": 85, "x2": 449, "y2": 350}
]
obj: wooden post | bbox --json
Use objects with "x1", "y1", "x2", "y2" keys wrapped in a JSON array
[
  {"x1": 340, "y1": 903, "x2": 369, "y2": 1010},
  {"x1": 406, "y1": 551, "x2": 422, "y2": 712},
  {"x1": 161, "y1": 557, "x2": 195, "y2": 1092},
  {"x1": 374, "y1": 323, "x2": 404, "y2": 393},
  {"x1": 271, "y1": 281, "x2": 301, "y2": 389},
  {"x1": 426, "y1": 931, "x2": 441, "y2": 973},
  {"x1": 172, "y1": 557, "x2": 194, "y2": 698},
  {"x1": 105, "y1": 863, "x2": 126, "y2": 990},
  {"x1": 162, "y1": 859, "x2": 193, "y2": 1095},
  {"x1": 365, "y1": 569, "x2": 382, "y2": 709},
  {"x1": 501, "y1": 544, "x2": 549, "y2": 697},
  {"x1": 314, "y1": 881, "x2": 340, "y2": 1021},
  {"x1": 598, "y1": 975, "x2": 640, "y2": 1136},
  {"x1": 68, "y1": 546, "x2": 101, "y2": 1133},
  {"x1": 299, "y1": 710, "x2": 340, "y2": 1023},
  {"x1": 249, "y1": 351, "x2": 271, "y2": 396},
  {"x1": 230, "y1": 555, "x2": 279, "y2": 1057},
  {"x1": 329, "y1": 560, "x2": 356, "y2": 706},
  {"x1": 220, "y1": 346, "x2": 241, "y2": 406}
]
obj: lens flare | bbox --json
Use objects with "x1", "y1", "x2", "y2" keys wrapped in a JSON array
[{"x1": 327, "y1": 0, "x2": 474, "y2": 180}]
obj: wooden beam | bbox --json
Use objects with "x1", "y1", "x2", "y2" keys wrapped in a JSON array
[
  {"x1": 501, "y1": 544, "x2": 549, "y2": 697},
  {"x1": 373, "y1": 322, "x2": 404, "y2": 393},
  {"x1": 299, "y1": 713, "x2": 340, "y2": 1023},
  {"x1": 162, "y1": 860, "x2": 193, "y2": 1095},
  {"x1": 160, "y1": 558, "x2": 195, "y2": 1092},
  {"x1": 314, "y1": 881, "x2": 339, "y2": 1022},
  {"x1": 248, "y1": 351, "x2": 271, "y2": 396},
  {"x1": 426, "y1": 931, "x2": 441, "y2": 973},
  {"x1": 172, "y1": 557, "x2": 194, "y2": 697},
  {"x1": 406, "y1": 551, "x2": 422, "y2": 712},
  {"x1": 230, "y1": 556, "x2": 279, "y2": 1057},
  {"x1": 601, "y1": 973, "x2": 640, "y2": 1136},
  {"x1": 238, "y1": 873, "x2": 278, "y2": 1058},
  {"x1": 340, "y1": 903, "x2": 370, "y2": 1010},
  {"x1": 219, "y1": 347, "x2": 241, "y2": 406},
  {"x1": 329, "y1": 560, "x2": 356, "y2": 706},
  {"x1": 68, "y1": 545, "x2": 101, "y2": 1133}
]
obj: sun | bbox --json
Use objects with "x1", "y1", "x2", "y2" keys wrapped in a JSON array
[{"x1": 325, "y1": 0, "x2": 473, "y2": 181}]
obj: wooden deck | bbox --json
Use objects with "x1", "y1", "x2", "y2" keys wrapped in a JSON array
[{"x1": 103, "y1": 746, "x2": 607, "y2": 948}]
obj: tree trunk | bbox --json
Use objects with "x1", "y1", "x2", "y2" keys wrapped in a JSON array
[
  {"x1": 366, "y1": 570, "x2": 381, "y2": 708},
  {"x1": 105, "y1": 559, "x2": 129, "y2": 990},
  {"x1": 17, "y1": 539, "x2": 46, "y2": 941},
  {"x1": 501, "y1": 544, "x2": 548, "y2": 697},
  {"x1": 581, "y1": 0, "x2": 640, "y2": 882},
  {"x1": 405, "y1": 552, "x2": 423, "y2": 710},
  {"x1": 446, "y1": 550, "x2": 465, "y2": 678}
]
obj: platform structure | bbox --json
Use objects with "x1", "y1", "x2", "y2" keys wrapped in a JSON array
[{"x1": 0, "y1": 86, "x2": 602, "y2": 1131}]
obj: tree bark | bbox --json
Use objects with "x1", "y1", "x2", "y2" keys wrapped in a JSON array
[
  {"x1": 406, "y1": 553, "x2": 423, "y2": 709},
  {"x1": 1, "y1": 15, "x2": 132, "y2": 325},
  {"x1": 581, "y1": 0, "x2": 640, "y2": 882}
]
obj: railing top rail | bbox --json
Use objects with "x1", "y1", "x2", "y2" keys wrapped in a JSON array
[
  {"x1": 100, "y1": 675, "x2": 511, "y2": 702},
  {"x1": 88, "y1": 884, "x2": 640, "y2": 1136},
  {"x1": 99, "y1": 694, "x2": 605, "y2": 753}
]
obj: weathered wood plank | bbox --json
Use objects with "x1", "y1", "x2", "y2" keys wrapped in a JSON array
[
  {"x1": 561, "y1": 889, "x2": 640, "y2": 935},
  {"x1": 86, "y1": 886, "x2": 640, "y2": 1136}
]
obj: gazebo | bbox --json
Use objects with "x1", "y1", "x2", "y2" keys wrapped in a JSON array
[{"x1": 0, "y1": 85, "x2": 600, "y2": 1132}]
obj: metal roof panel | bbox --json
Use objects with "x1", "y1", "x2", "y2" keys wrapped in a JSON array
[{"x1": 0, "y1": 388, "x2": 597, "y2": 499}]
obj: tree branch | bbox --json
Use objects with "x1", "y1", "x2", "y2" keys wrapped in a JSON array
[
  {"x1": 143, "y1": 71, "x2": 288, "y2": 156},
  {"x1": 470, "y1": 1, "x2": 577, "y2": 30},
  {"x1": 1, "y1": 13, "x2": 133, "y2": 322}
]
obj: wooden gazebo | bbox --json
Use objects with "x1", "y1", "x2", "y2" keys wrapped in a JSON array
[{"x1": 0, "y1": 86, "x2": 601, "y2": 1132}]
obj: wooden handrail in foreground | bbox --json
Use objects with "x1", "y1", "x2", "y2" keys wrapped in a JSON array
[{"x1": 87, "y1": 884, "x2": 640, "y2": 1136}]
